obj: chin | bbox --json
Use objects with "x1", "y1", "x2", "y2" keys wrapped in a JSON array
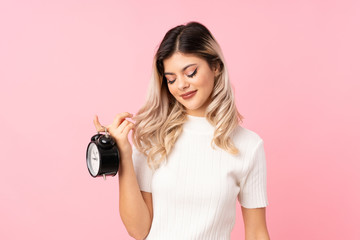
[{"x1": 184, "y1": 104, "x2": 201, "y2": 110}]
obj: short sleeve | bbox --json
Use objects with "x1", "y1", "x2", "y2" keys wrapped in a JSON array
[
  {"x1": 238, "y1": 139, "x2": 269, "y2": 208},
  {"x1": 132, "y1": 144, "x2": 154, "y2": 193}
]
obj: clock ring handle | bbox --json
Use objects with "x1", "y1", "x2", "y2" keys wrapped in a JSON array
[
  {"x1": 99, "y1": 125, "x2": 110, "y2": 138},
  {"x1": 93, "y1": 115, "x2": 111, "y2": 138}
]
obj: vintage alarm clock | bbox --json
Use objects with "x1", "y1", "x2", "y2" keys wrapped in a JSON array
[{"x1": 86, "y1": 127, "x2": 120, "y2": 180}]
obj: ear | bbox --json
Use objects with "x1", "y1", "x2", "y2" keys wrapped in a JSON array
[
  {"x1": 213, "y1": 62, "x2": 220, "y2": 76},
  {"x1": 213, "y1": 64, "x2": 220, "y2": 77}
]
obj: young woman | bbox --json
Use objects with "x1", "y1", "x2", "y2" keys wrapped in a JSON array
[{"x1": 94, "y1": 21, "x2": 270, "y2": 240}]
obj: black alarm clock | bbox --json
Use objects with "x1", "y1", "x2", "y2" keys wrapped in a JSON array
[{"x1": 86, "y1": 128, "x2": 120, "y2": 180}]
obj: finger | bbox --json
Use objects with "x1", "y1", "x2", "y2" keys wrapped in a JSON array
[
  {"x1": 115, "y1": 119, "x2": 131, "y2": 133},
  {"x1": 111, "y1": 112, "x2": 133, "y2": 129},
  {"x1": 122, "y1": 121, "x2": 135, "y2": 135},
  {"x1": 93, "y1": 115, "x2": 110, "y2": 132},
  {"x1": 93, "y1": 115, "x2": 103, "y2": 131}
]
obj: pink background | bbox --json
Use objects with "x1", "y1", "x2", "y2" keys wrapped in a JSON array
[{"x1": 1, "y1": 0, "x2": 359, "y2": 239}]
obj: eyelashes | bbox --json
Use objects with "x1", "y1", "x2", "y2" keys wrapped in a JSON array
[
  {"x1": 188, "y1": 68, "x2": 198, "y2": 78},
  {"x1": 167, "y1": 68, "x2": 198, "y2": 85}
]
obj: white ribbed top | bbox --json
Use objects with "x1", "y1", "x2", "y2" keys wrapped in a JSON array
[{"x1": 132, "y1": 114, "x2": 269, "y2": 240}]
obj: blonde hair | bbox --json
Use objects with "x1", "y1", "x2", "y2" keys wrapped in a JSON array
[{"x1": 131, "y1": 21, "x2": 244, "y2": 170}]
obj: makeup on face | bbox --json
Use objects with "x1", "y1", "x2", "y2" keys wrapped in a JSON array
[
  {"x1": 164, "y1": 64, "x2": 198, "y2": 85},
  {"x1": 181, "y1": 90, "x2": 197, "y2": 100}
]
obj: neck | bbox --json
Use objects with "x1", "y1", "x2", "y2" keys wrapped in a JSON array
[{"x1": 183, "y1": 114, "x2": 214, "y2": 135}]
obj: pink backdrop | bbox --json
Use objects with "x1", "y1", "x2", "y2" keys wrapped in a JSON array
[{"x1": 1, "y1": 0, "x2": 359, "y2": 239}]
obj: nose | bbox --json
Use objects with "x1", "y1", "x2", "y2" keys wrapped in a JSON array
[{"x1": 176, "y1": 75, "x2": 190, "y2": 91}]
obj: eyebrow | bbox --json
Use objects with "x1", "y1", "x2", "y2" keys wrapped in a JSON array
[{"x1": 164, "y1": 63, "x2": 197, "y2": 75}]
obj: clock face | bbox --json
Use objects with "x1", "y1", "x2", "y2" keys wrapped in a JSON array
[{"x1": 87, "y1": 142, "x2": 100, "y2": 176}]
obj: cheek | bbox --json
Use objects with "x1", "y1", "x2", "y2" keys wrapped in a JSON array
[
  {"x1": 197, "y1": 76, "x2": 214, "y2": 91},
  {"x1": 168, "y1": 86, "x2": 177, "y2": 97}
]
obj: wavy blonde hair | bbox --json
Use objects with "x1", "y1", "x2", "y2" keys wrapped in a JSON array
[{"x1": 131, "y1": 21, "x2": 244, "y2": 170}]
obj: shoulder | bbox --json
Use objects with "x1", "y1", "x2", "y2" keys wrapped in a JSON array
[{"x1": 230, "y1": 125, "x2": 264, "y2": 154}]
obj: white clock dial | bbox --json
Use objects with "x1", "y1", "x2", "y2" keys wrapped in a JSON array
[{"x1": 87, "y1": 142, "x2": 100, "y2": 176}]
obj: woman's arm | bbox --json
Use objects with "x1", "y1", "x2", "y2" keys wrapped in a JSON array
[
  {"x1": 93, "y1": 113, "x2": 152, "y2": 239},
  {"x1": 241, "y1": 206, "x2": 270, "y2": 240},
  {"x1": 118, "y1": 153, "x2": 152, "y2": 240}
]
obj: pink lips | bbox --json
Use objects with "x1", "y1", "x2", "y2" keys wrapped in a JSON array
[{"x1": 181, "y1": 90, "x2": 197, "y2": 99}]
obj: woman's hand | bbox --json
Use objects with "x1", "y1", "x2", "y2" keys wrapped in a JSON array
[{"x1": 93, "y1": 112, "x2": 135, "y2": 158}]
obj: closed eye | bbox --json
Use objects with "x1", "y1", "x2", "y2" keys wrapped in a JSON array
[
  {"x1": 167, "y1": 68, "x2": 198, "y2": 85},
  {"x1": 188, "y1": 68, "x2": 198, "y2": 78}
]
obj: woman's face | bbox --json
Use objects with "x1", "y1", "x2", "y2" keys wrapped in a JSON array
[{"x1": 163, "y1": 52, "x2": 219, "y2": 117}]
